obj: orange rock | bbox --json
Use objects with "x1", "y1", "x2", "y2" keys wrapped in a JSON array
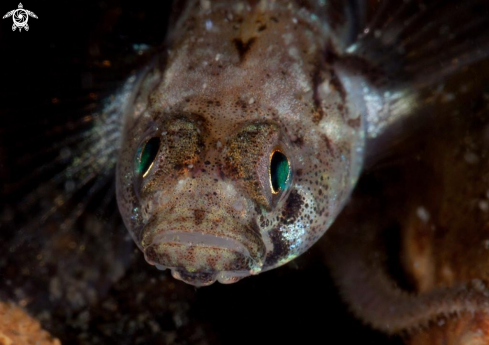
[
  {"x1": 0, "y1": 302, "x2": 61, "y2": 345},
  {"x1": 407, "y1": 312, "x2": 489, "y2": 345}
]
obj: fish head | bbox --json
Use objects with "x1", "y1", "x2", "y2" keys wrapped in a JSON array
[
  {"x1": 115, "y1": 5, "x2": 366, "y2": 285},
  {"x1": 116, "y1": 93, "x2": 363, "y2": 286}
]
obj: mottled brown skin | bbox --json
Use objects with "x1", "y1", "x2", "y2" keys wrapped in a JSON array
[{"x1": 116, "y1": 0, "x2": 364, "y2": 285}]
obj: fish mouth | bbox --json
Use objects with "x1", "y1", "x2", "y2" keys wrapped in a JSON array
[{"x1": 141, "y1": 212, "x2": 266, "y2": 286}]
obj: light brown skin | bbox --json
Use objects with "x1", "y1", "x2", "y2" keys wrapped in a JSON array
[{"x1": 116, "y1": 0, "x2": 364, "y2": 286}]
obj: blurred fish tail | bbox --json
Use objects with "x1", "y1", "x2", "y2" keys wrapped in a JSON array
[
  {"x1": 330, "y1": 0, "x2": 489, "y2": 163},
  {"x1": 0, "y1": 72, "x2": 141, "y2": 311}
]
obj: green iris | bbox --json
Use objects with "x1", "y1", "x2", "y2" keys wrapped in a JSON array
[
  {"x1": 137, "y1": 137, "x2": 160, "y2": 177},
  {"x1": 270, "y1": 150, "x2": 290, "y2": 194}
]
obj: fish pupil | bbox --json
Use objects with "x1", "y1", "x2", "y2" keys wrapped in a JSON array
[
  {"x1": 270, "y1": 151, "x2": 290, "y2": 194},
  {"x1": 137, "y1": 137, "x2": 160, "y2": 177}
]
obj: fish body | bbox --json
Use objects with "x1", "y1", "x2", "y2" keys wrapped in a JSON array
[
  {"x1": 91, "y1": 0, "x2": 484, "y2": 287},
  {"x1": 116, "y1": 0, "x2": 369, "y2": 286}
]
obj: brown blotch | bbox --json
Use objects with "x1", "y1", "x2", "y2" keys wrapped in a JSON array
[
  {"x1": 311, "y1": 62, "x2": 326, "y2": 124},
  {"x1": 233, "y1": 37, "x2": 257, "y2": 62},
  {"x1": 265, "y1": 226, "x2": 290, "y2": 264},
  {"x1": 321, "y1": 134, "x2": 335, "y2": 155},
  {"x1": 282, "y1": 190, "x2": 304, "y2": 225},
  {"x1": 347, "y1": 117, "x2": 361, "y2": 128},
  {"x1": 247, "y1": 0, "x2": 260, "y2": 7},
  {"x1": 292, "y1": 136, "x2": 305, "y2": 147},
  {"x1": 235, "y1": 99, "x2": 248, "y2": 110},
  {"x1": 328, "y1": 68, "x2": 346, "y2": 102}
]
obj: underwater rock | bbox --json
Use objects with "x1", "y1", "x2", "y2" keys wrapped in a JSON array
[{"x1": 0, "y1": 302, "x2": 60, "y2": 345}]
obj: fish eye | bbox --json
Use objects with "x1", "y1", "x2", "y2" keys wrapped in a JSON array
[
  {"x1": 136, "y1": 137, "x2": 160, "y2": 178},
  {"x1": 269, "y1": 150, "x2": 290, "y2": 194}
]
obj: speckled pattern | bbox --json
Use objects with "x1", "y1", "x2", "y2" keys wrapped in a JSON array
[{"x1": 116, "y1": 0, "x2": 364, "y2": 286}]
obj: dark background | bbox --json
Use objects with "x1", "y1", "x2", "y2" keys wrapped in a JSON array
[{"x1": 2, "y1": 1, "x2": 487, "y2": 344}]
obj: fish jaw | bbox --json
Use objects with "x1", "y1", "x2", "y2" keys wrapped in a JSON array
[{"x1": 141, "y1": 209, "x2": 266, "y2": 286}]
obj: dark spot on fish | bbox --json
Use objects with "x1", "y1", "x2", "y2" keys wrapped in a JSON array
[
  {"x1": 257, "y1": 24, "x2": 267, "y2": 32},
  {"x1": 293, "y1": 0, "x2": 313, "y2": 12},
  {"x1": 328, "y1": 68, "x2": 347, "y2": 102},
  {"x1": 270, "y1": 16, "x2": 279, "y2": 23},
  {"x1": 233, "y1": 37, "x2": 257, "y2": 62},
  {"x1": 312, "y1": 62, "x2": 325, "y2": 124},
  {"x1": 247, "y1": 0, "x2": 260, "y2": 8},
  {"x1": 292, "y1": 136, "x2": 304, "y2": 147},
  {"x1": 235, "y1": 99, "x2": 248, "y2": 110},
  {"x1": 347, "y1": 117, "x2": 361, "y2": 128},
  {"x1": 193, "y1": 209, "x2": 205, "y2": 226},
  {"x1": 265, "y1": 226, "x2": 290, "y2": 265},
  {"x1": 282, "y1": 189, "x2": 303, "y2": 225},
  {"x1": 321, "y1": 134, "x2": 335, "y2": 155}
]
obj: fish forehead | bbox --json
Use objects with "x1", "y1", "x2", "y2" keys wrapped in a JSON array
[{"x1": 148, "y1": 0, "x2": 330, "y2": 129}]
